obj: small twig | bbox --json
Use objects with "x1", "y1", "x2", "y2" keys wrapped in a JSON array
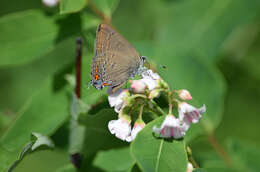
[
  {"x1": 208, "y1": 133, "x2": 232, "y2": 167},
  {"x1": 70, "y1": 37, "x2": 83, "y2": 169},
  {"x1": 89, "y1": 0, "x2": 111, "y2": 24}
]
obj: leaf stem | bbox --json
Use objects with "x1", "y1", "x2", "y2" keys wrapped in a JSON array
[
  {"x1": 138, "y1": 104, "x2": 144, "y2": 120},
  {"x1": 167, "y1": 88, "x2": 173, "y2": 114},
  {"x1": 208, "y1": 132, "x2": 232, "y2": 167},
  {"x1": 150, "y1": 99, "x2": 165, "y2": 116},
  {"x1": 188, "y1": 155, "x2": 199, "y2": 168}
]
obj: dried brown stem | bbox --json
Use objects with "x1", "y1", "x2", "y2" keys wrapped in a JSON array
[{"x1": 70, "y1": 38, "x2": 83, "y2": 169}]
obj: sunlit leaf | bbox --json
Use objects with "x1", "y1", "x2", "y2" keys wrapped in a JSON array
[
  {"x1": 60, "y1": 0, "x2": 87, "y2": 14},
  {"x1": 131, "y1": 116, "x2": 188, "y2": 172}
]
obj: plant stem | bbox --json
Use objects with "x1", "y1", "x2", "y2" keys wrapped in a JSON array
[
  {"x1": 188, "y1": 156, "x2": 199, "y2": 168},
  {"x1": 208, "y1": 132, "x2": 232, "y2": 167},
  {"x1": 70, "y1": 37, "x2": 83, "y2": 169},
  {"x1": 150, "y1": 99, "x2": 165, "y2": 116},
  {"x1": 138, "y1": 104, "x2": 144, "y2": 120},
  {"x1": 75, "y1": 38, "x2": 82, "y2": 99}
]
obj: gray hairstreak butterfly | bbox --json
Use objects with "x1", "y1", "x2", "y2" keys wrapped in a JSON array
[{"x1": 90, "y1": 23, "x2": 146, "y2": 93}]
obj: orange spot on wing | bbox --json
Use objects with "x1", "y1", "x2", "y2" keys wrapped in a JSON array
[
  {"x1": 102, "y1": 83, "x2": 111, "y2": 86},
  {"x1": 95, "y1": 65, "x2": 100, "y2": 80}
]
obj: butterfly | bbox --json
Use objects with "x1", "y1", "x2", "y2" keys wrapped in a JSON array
[{"x1": 90, "y1": 23, "x2": 146, "y2": 93}]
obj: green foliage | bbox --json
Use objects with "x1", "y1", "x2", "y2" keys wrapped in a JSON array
[
  {"x1": 60, "y1": 0, "x2": 87, "y2": 14},
  {"x1": 93, "y1": 147, "x2": 135, "y2": 171},
  {"x1": 0, "y1": 0, "x2": 260, "y2": 171},
  {"x1": 131, "y1": 116, "x2": 188, "y2": 172}
]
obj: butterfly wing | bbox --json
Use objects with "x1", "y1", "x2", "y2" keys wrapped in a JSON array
[{"x1": 91, "y1": 24, "x2": 142, "y2": 90}]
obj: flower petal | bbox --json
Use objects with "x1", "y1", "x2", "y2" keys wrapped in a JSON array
[
  {"x1": 153, "y1": 115, "x2": 186, "y2": 139},
  {"x1": 178, "y1": 89, "x2": 192, "y2": 100},
  {"x1": 108, "y1": 117, "x2": 131, "y2": 141},
  {"x1": 178, "y1": 102, "x2": 206, "y2": 124},
  {"x1": 108, "y1": 88, "x2": 129, "y2": 113},
  {"x1": 126, "y1": 121, "x2": 145, "y2": 142}
]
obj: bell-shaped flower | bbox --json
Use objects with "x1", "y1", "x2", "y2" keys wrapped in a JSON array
[
  {"x1": 126, "y1": 120, "x2": 146, "y2": 142},
  {"x1": 108, "y1": 114, "x2": 131, "y2": 141},
  {"x1": 142, "y1": 69, "x2": 160, "y2": 80},
  {"x1": 153, "y1": 114, "x2": 187, "y2": 139},
  {"x1": 178, "y1": 89, "x2": 192, "y2": 100},
  {"x1": 141, "y1": 69, "x2": 161, "y2": 91},
  {"x1": 108, "y1": 88, "x2": 129, "y2": 113},
  {"x1": 178, "y1": 102, "x2": 206, "y2": 124}
]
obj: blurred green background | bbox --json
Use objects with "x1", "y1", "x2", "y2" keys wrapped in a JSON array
[{"x1": 0, "y1": 0, "x2": 260, "y2": 171}]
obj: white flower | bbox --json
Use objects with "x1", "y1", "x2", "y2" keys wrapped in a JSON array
[
  {"x1": 153, "y1": 115, "x2": 187, "y2": 139},
  {"x1": 186, "y1": 162, "x2": 193, "y2": 172},
  {"x1": 141, "y1": 78, "x2": 159, "y2": 90},
  {"x1": 108, "y1": 115, "x2": 131, "y2": 141},
  {"x1": 126, "y1": 121, "x2": 145, "y2": 142},
  {"x1": 142, "y1": 69, "x2": 160, "y2": 80},
  {"x1": 42, "y1": 0, "x2": 59, "y2": 7},
  {"x1": 178, "y1": 102, "x2": 206, "y2": 124},
  {"x1": 130, "y1": 80, "x2": 146, "y2": 93},
  {"x1": 108, "y1": 88, "x2": 129, "y2": 113},
  {"x1": 178, "y1": 89, "x2": 192, "y2": 100}
]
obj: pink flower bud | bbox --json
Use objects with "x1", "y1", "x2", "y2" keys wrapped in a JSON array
[
  {"x1": 178, "y1": 89, "x2": 192, "y2": 100},
  {"x1": 126, "y1": 120, "x2": 145, "y2": 142},
  {"x1": 130, "y1": 80, "x2": 146, "y2": 93}
]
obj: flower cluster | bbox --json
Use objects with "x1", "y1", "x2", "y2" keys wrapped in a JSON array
[{"x1": 107, "y1": 69, "x2": 206, "y2": 142}]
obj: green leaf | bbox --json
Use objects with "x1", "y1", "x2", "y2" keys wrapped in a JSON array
[
  {"x1": 0, "y1": 36, "x2": 76, "y2": 111},
  {"x1": 131, "y1": 116, "x2": 188, "y2": 172},
  {"x1": 93, "y1": 147, "x2": 135, "y2": 172},
  {"x1": 78, "y1": 109, "x2": 125, "y2": 155},
  {"x1": 0, "y1": 10, "x2": 81, "y2": 66},
  {"x1": 60, "y1": 0, "x2": 87, "y2": 14},
  {"x1": 156, "y1": 0, "x2": 260, "y2": 62},
  {"x1": 7, "y1": 132, "x2": 54, "y2": 172},
  {"x1": 0, "y1": 79, "x2": 69, "y2": 171},
  {"x1": 92, "y1": 0, "x2": 120, "y2": 18},
  {"x1": 193, "y1": 169, "x2": 207, "y2": 172},
  {"x1": 226, "y1": 139, "x2": 260, "y2": 172},
  {"x1": 69, "y1": 94, "x2": 88, "y2": 154},
  {"x1": 55, "y1": 164, "x2": 77, "y2": 172}
]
